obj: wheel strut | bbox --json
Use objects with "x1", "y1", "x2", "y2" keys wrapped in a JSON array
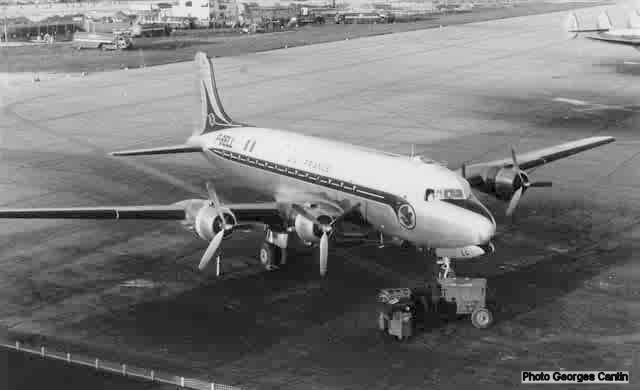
[{"x1": 437, "y1": 256, "x2": 454, "y2": 279}]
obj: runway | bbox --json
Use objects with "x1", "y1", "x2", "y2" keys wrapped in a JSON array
[{"x1": 2, "y1": 2, "x2": 640, "y2": 388}]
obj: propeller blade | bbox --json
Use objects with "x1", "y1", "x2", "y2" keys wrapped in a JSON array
[
  {"x1": 206, "y1": 181, "x2": 230, "y2": 230},
  {"x1": 506, "y1": 187, "x2": 523, "y2": 216},
  {"x1": 198, "y1": 230, "x2": 224, "y2": 270},
  {"x1": 205, "y1": 182, "x2": 221, "y2": 207},
  {"x1": 530, "y1": 181, "x2": 552, "y2": 187},
  {"x1": 319, "y1": 231, "x2": 329, "y2": 276},
  {"x1": 511, "y1": 148, "x2": 520, "y2": 171}
]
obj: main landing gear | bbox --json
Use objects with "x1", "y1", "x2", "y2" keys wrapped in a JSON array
[
  {"x1": 259, "y1": 228, "x2": 289, "y2": 270},
  {"x1": 436, "y1": 256, "x2": 455, "y2": 279}
]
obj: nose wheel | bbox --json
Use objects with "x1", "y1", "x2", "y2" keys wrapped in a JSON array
[{"x1": 436, "y1": 256, "x2": 455, "y2": 279}]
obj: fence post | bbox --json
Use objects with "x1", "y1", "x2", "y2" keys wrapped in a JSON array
[
  {"x1": 122, "y1": 364, "x2": 127, "y2": 376},
  {"x1": 40, "y1": 346, "x2": 45, "y2": 357},
  {"x1": 150, "y1": 370, "x2": 155, "y2": 380},
  {"x1": 15, "y1": 341, "x2": 19, "y2": 351},
  {"x1": 181, "y1": 376, "x2": 185, "y2": 387},
  {"x1": 211, "y1": 382, "x2": 216, "y2": 390},
  {"x1": 67, "y1": 353, "x2": 71, "y2": 362},
  {"x1": 95, "y1": 358, "x2": 99, "y2": 369}
]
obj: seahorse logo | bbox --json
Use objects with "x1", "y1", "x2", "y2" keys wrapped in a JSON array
[{"x1": 397, "y1": 204, "x2": 416, "y2": 230}]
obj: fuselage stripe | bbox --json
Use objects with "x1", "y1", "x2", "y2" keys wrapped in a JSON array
[{"x1": 210, "y1": 148, "x2": 400, "y2": 208}]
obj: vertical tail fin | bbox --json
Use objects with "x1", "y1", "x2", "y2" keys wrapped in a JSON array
[
  {"x1": 565, "y1": 12, "x2": 581, "y2": 39},
  {"x1": 628, "y1": 10, "x2": 640, "y2": 29},
  {"x1": 194, "y1": 52, "x2": 246, "y2": 135}
]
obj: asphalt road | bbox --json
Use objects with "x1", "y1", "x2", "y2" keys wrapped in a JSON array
[{"x1": 1, "y1": 1, "x2": 640, "y2": 389}]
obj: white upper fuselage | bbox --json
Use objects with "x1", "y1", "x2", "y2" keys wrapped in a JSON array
[{"x1": 189, "y1": 127, "x2": 495, "y2": 249}]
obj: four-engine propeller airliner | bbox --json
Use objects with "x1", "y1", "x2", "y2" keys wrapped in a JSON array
[
  {"x1": 566, "y1": 10, "x2": 640, "y2": 51},
  {"x1": 0, "y1": 52, "x2": 615, "y2": 278}
]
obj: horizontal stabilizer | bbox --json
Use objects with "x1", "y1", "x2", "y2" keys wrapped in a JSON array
[
  {"x1": 565, "y1": 11, "x2": 609, "y2": 38},
  {"x1": 110, "y1": 145, "x2": 201, "y2": 156}
]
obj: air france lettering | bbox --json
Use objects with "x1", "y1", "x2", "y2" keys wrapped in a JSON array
[
  {"x1": 303, "y1": 159, "x2": 330, "y2": 174},
  {"x1": 216, "y1": 134, "x2": 234, "y2": 149}
]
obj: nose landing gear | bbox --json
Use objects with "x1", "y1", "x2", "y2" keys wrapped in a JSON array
[{"x1": 436, "y1": 256, "x2": 455, "y2": 279}]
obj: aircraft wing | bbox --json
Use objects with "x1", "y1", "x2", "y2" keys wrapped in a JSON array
[
  {"x1": 460, "y1": 136, "x2": 615, "y2": 181},
  {"x1": 0, "y1": 205, "x2": 187, "y2": 219},
  {"x1": 587, "y1": 34, "x2": 640, "y2": 46},
  {"x1": 0, "y1": 202, "x2": 285, "y2": 228}
]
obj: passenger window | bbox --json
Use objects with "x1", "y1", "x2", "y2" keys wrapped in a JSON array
[{"x1": 425, "y1": 189, "x2": 435, "y2": 201}]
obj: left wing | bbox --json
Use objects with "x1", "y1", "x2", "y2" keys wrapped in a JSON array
[
  {"x1": 458, "y1": 136, "x2": 615, "y2": 215},
  {"x1": 461, "y1": 136, "x2": 615, "y2": 176}
]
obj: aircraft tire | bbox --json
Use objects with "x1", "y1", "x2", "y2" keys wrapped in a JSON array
[
  {"x1": 259, "y1": 242, "x2": 277, "y2": 270},
  {"x1": 471, "y1": 307, "x2": 493, "y2": 329}
]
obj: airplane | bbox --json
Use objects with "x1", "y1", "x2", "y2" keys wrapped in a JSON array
[
  {"x1": 566, "y1": 10, "x2": 640, "y2": 51},
  {"x1": 0, "y1": 52, "x2": 615, "y2": 279}
]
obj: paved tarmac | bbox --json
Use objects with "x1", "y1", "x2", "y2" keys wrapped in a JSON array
[{"x1": 1, "y1": 1, "x2": 640, "y2": 389}]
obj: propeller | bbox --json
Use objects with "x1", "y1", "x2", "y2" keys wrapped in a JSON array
[
  {"x1": 292, "y1": 203, "x2": 360, "y2": 277},
  {"x1": 198, "y1": 182, "x2": 234, "y2": 271},
  {"x1": 505, "y1": 148, "x2": 552, "y2": 216}
]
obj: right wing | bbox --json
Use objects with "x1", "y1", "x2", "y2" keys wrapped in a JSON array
[
  {"x1": 0, "y1": 205, "x2": 186, "y2": 220},
  {"x1": 0, "y1": 202, "x2": 285, "y2": 229}
]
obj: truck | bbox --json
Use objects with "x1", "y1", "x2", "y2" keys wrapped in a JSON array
[
  {"x1": 377, "y1": 277, "x2": 494, "y2": 341},
  {"x1": 72, "y1": 31, "x2": 132, "y2": 50},
  {"x1": 335, "y1": 11, "x2": 392, "y2": 24},
  {"x1": 296, "y1": 7, "x2": 326, "y2": 25},
  {"x1": 129, "y1": 23, "x2": 171, "y2": 38}
]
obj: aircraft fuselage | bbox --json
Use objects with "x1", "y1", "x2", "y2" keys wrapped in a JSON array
[{"x1": 191, "y1": 127, "x2": 496, "y2": 249}]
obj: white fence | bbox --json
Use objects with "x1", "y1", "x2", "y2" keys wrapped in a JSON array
[{"x1": 1, "y1": 339, "x2": 242, "y2": 390}]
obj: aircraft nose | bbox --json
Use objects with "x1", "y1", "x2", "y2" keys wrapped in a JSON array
[{"x1": 473, "y1": 215, "x2": 495, "y2": 244}]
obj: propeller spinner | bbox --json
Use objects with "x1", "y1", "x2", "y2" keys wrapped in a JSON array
[
  {"x1": 292, "y1": 203, "x2": 360, "y2": 277},
  {"x1": 198, "y1": 182, "x2": 234, "y2": 271},
  {"x1": 505, "y1": 148, "x2": 552, "y2": 216}
]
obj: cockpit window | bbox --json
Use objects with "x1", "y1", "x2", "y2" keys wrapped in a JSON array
[
  {"x1": 425, "y1": 189, "x2": 435, "y2": 201},
  {"x1": 425, "y1": 188, "x2": 465, "y2": 201}
]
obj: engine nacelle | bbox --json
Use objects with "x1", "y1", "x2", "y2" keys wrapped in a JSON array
[
  {"x1": 293, "y1": 214, "x2": 322, "y2": 244},
  {"x1": 480, "y1": 167, "x2": 528, "y2": 201},
  {"x1": 193, "y1": 205, "x2": 237, "y2": 241}
]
